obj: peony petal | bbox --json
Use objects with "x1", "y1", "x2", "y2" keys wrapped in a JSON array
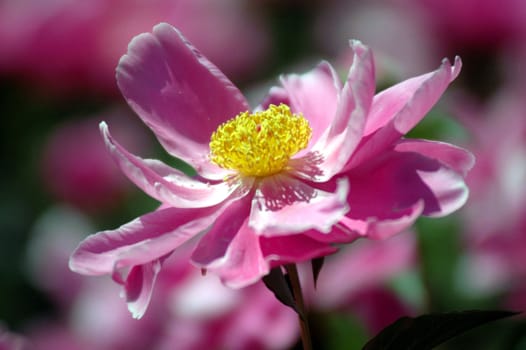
[
  {"x1": 191, "y1": 193, "x2": 275, "y2": 288},
  {"x1": 258, "y1": 86, "x2": 290, "y2": 111},
  {"x1": 116, "y1": 23, "x2": 250, "y2": 180},
  {"x1": 191, "y1": 193, "x2": 252, "y2": 266},
  {"x1": 311, "y1": 40, "x2": 375, "y2": 180},
  {"x1": 279, "y1": 61, "x2": 342, "y2": 150},
  {"x1": 194, "y1": 219, "x2": 268, "y2": 289},
  {"x1": 69, "y1": 204, "x2": 228, "y2": 276},
  {"x1": 304, "y1": 224, "x2": 362, "y2": 244},
  {"x1": 260, "y1": 234, "x2": 338, "y2": 266},
  {"x1": 343, "y1": 145, "x2": 468, "y2": 238},
  {"x1": 121, "y1": 260, "x2": 162, "y2": 319},
  {"x1": 366, "y1": 56, "x2": 462, "y2": 136},
  {"x1": 249, "y1": 174, "x2": 349, "y2": 236},
  {"x1": 341, "y1": 201, "x2": 425, "y2": 240},
  {"x1": 101, "y1": 122, "x2": 242, "y2": 208},
  {"x1": 416, "y1": 167, "x2": 470, "y2": 217},
  {"x1": 394, "y1": 139, "x2": 475, "y2": 177},
  {"x1": 346, "y1": 56, "x2": 462, "y2": 171}
]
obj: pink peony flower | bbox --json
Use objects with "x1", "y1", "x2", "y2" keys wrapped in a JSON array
[{"x1": 70, "y1": 23, "x2": 472, "y2": 317}]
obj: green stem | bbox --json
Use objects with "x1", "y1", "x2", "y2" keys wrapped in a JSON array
[{"x1": 285, "y1": 264, "x2": 312, "y2": 350}]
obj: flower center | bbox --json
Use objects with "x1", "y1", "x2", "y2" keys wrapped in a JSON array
[{"x1": 209, "y1": 103, "x2": 312, "y2": 177}]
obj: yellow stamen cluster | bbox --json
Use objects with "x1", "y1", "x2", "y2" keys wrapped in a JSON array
[{"x1": 209, "y1": 104, "x2": 312, "y2": 177}]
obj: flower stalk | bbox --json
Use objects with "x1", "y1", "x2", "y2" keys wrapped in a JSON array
[{"x1": 285, "y1": 264, "x2": 312, "y2": 350}]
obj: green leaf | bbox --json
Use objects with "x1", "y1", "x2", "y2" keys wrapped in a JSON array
[
  {"x1": 262, "y1": 267, "x2": 303, "y2": 319},
  {"x1": 362, "y1": 310, "x2": 519, "y2": 350},
  {"x1": 311, "y1": 257, "x2": 325, "y2": 288}
]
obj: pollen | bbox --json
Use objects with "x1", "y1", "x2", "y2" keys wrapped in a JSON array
[{"x1": 209, "y1": 103, "x2": 312, "y2": 177}]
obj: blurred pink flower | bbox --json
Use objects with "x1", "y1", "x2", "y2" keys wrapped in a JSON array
[
  {"x1": 0, "y1": 326, "x2": 27, "y2": 350},
  {"x1": 314, "y1": 0, "x2": 438, "y2": 79},
  {"x1": 40, "y1": 111, "x2": 150, "y2": 212},
  {"x1": 0, "y1": 0, "x2": 270, "y2": 95},
  {"x1": 71, "y1": 251, "x2": 298, "y2": 350},
  {"x1": 26, "y1": 207, "x2": 91, "y2": 308},
  {"x1": 24, "y1": 324, "x2": 88, "y2": 350},
  {"x1": 28, "y1": 274, "x2": 297, "y2": 350},
  {"x1": 454, "y1": 89, "x2": 526, "y2": 297},
  {"x1": 26, "y1": 208, "x2": 297, "y2": 350},
  {"x1": 25, "y1": 206, "x2": 164, "y2": 350},
  {"x1": 155, "y1": 250, "x2": 298, "y2": 350},
  {"x1": 346, "y1": 287, "x2": 414, "y2": 335},
  {"x1": 407, "y1": 0, "x2": 526, "y2": 51},
  {"x1": 382, "y1": 0, "x2": 526, "y2": 102},
  {"x1": 70, "y1": 23, "x2": 472, "y2": 317},
  {"x1": 305, "y1": 231, "x2": 417, "y2": 334},
  {"x1": 309, "y1": 232, "x2": 416, "y2": 307}
]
